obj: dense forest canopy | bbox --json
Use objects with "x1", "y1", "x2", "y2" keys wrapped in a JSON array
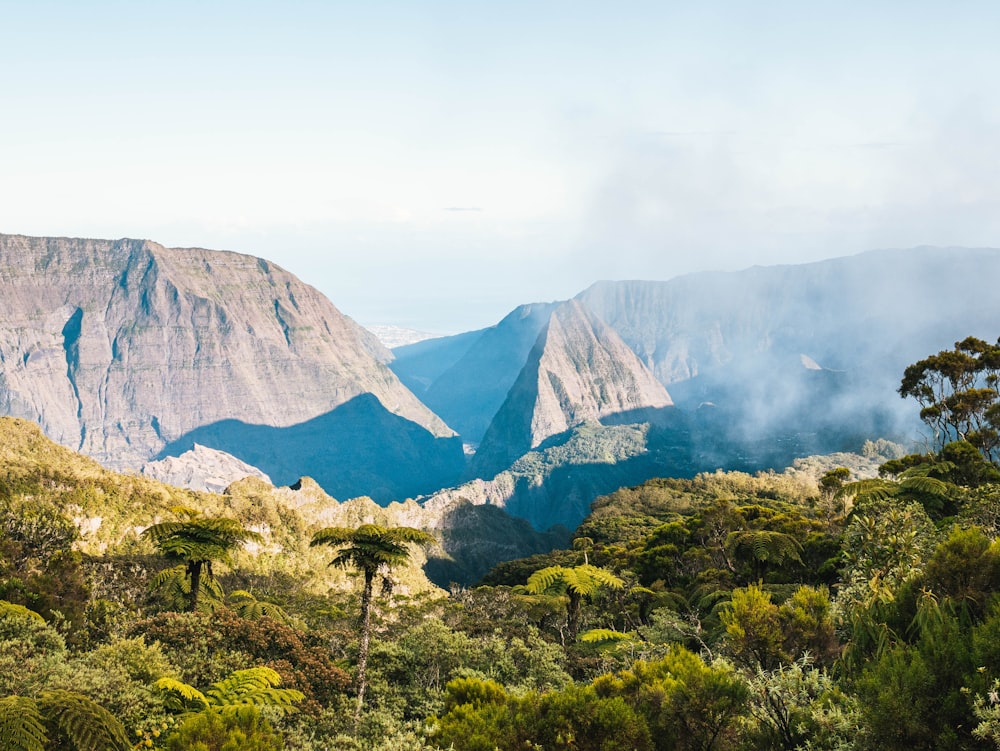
[{"x1": 5, "y1": 338, "x2": 1000, "y2": 749}]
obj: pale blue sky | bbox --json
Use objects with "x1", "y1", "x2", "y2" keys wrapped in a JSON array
[{"x1": 3, "y1": 2, "x2": 1000, "y2": 332}]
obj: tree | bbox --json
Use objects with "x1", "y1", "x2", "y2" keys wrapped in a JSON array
[
  {"x1": 899, "y1": 336, "x2": 1000, "y2": 463},
  {"x1": 526, "y1": 564, "x2": 625, "y2": 642},
  {"x1": 309, "y1": 523, "x2": 434, "y2": 727},
  {"x1": 0, "y1": 690, "x2": 131, "y2": 751},
  {"x1": 141, "y1": 507, "x2": 263, "y2": 613}
]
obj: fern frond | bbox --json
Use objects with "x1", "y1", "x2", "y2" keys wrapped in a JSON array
[
  {"x1": 579, "y1": 628, "x2": 633, "y2": 643},
  {"x1": 526, "y1": 565, "x2": 567, "y2": 594},
  {"x1": 835, "y1": 479, "x2": 895, "y2": 503},
  {"x1": 37, "y1": 690, "x2": 131, "y2": 751},
  {"x1": 0, "y1": 696, "x2": 46, "y2": 751},
  {"x1": 207, "y1": 667, "x2": 282, "y2": 700},
  {"x1": 205, "y1": 668, "x2": 304, "y2": 715},
  {"x1": 227, "y1": 591, "x2": 291, "y2": 623},
  {"x1": 899, "y1": 475, "x2": 955, "y2": 497},
  {"x1": 154, "y1": 677, "x2": 210, "y2": 712}
]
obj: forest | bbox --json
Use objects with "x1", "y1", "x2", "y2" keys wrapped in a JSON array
[{"x1": 4, "y1": 336, "x2": 1000, "y2": 750}]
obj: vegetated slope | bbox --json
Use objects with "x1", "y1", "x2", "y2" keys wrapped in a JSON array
[
  {"x1": 0, "y1": 416, "x2": 559, "y2": 590},
  {"x1": 0, "y1": 234, "x2": 463, "y2": 502}
]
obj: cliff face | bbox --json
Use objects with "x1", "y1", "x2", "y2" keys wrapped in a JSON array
[
  {"x1": 473, "y1": 300, "x2": 674, "y2": 476},
  {"x1": 391, "y1": 302, "x2": 560, "y2": 443},
  {"x1": 0, "y1": 234, "x2": 460, "y2": 499}
]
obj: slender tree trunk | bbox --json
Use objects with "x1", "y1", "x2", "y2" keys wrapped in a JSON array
[
  {"x1": 354, "y1": 568, "x2": 375, "y2": 731},
  {"x1": 188, "y1": 561, "x2": 202, "y2": 613},
  {"x1": 568, "y1": 589, "x2": 581, "y2": 641}
]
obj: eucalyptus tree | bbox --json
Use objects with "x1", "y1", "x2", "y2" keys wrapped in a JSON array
[
  {"x1": 141, "y1": 506, "x2": 263, "y2": 613},
  {"x1": 310, "y1": 523, "x2": 434, "y2": 726},
  {"x1": 899, "y1": 335, "x2": 1000, "y2": 462}
]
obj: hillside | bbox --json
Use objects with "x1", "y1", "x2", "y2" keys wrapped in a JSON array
[{"x1": 0, "y1": 234, "x2": 463, "y2": 502}]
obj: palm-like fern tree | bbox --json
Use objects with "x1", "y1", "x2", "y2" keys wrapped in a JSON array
[
  {"x1": 526, "y1": 563, "x2": 625, "y2": 642},
  {"x1": 141, "y1": 506, "x2": 263, "y2": 613},
  {"x1": 0, "y1": 690, "x2": 131, "y2": 751},
  {"x1": 310, "y1": 523, "x2": 434, "y2": 726},
  {"x1": 835, "y1": 464, "x2": 959, "y2": 520}
]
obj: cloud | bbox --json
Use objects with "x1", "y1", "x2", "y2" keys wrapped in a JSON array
[{"x1": 442, "y1": 207, "x2": 484, "y2": 212}]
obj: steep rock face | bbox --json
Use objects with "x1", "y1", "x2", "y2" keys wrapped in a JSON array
[
  {"x1": 0, "y1": 234, "x2": 459, "y2": 498},
  {"x1": 575, "y1": 247, "x2": 1000, "y2": 390},
  {"x1": 390, "y1": 302, "x2": 559, "y2": 443},
  {"x1": 474, "y1": 300, "x2": 674, "y2": 476}
]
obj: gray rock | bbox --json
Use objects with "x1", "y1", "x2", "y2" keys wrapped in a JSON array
[{"x1": 0, "y1": 234, "x2": 457, "y2": 495}]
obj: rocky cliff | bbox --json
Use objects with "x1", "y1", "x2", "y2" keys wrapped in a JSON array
[
  {"x1": 473, "y1": 300, "x2": 674, "y2": 476},
  {"x1": 0, "y1": 234, "x2": 462, "y2": 501},
  {"x1": 391, "y1": 302, "x2": 559, "y2": 443}
]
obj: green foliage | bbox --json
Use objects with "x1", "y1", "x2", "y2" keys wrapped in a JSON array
[
  {"x1": 0, "y1": 497, "x2": 90, "y2": 632},
  {"x1": 164, "y1": 704, "x2": 283, "y2": 751},
  {"x1": 131, "y1": 609, "x2": 350, "y2": 713},
  {"x1": 149, "y1": 564, "x2": 226, "y2": 614},
  {"x1": 37, "y1": 689, "x2": 132, "y2": 751},
  {"x1": 592, "y1": 646, "x2": 750, "y2": 751},
  {"x1": 900, "y1": 336, "x2": 1000, "y2": 463},
  {"x1": 742, "y1": 659, "x2": 860, "y2": 751},
  {"x1": 0, "y1": 695, "x2": 46, "y2": 751},
  {"x1": 0, "y1": 690, "x2": 131, "y2": 751},
  {"x1": 526, "y1": 563, "x2": 625, "y2": 641},
  {"x1": 157, "y1": 666, "x2": 305, "y2": 716},
  {"x1": 142, "y1": 507, "x2": 264, "y2": 613}
]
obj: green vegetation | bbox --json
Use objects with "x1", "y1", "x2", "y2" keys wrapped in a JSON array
[{"x1": 7, "y1": 337, "x2": 1000, "y2": 748}]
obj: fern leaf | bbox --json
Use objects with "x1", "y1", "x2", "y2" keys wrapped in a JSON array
[
  {"x1": 579, "y1": 628, "x2": 632, "y2": 643},
  {"x1": 0, "y1": 696, "x2": 46, "y2": 751},
  {"x1": 37, "y1": 690, "x2": 131, "y2": 751},
  {"x1": 154, "y1": 678, "x2": 210, "y2": 711}
]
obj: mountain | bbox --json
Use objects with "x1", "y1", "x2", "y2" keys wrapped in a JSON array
[
  {"x1": 0, "y1": 234, "x2": 463, "y2": 501},
  {"x1": 473, "y1": 299, "x2": 674, "y2": 476},
  {"x1": 398, "y1": 247, "x2": 1000, "y2": 529},
  {"x1": 390, "y1": 302, "x2": 559, "y2": 443}
]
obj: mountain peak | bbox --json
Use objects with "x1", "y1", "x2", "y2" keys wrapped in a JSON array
[{"x1": 473, "y1": 299, "x2": 673, "y2": 475}]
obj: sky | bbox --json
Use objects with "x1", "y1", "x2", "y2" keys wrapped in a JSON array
[{"x1": 3, "y1": 1, "x2": 1000, "y2": 333}]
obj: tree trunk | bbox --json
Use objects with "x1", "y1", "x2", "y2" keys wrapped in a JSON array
[
  {"x1": 568, "y1": 589, "x2": 581, "y2": 641},
  {"x1": 187, "y1": 561, "x2": 202, "y2": 613},
  {"x1": 354, "y1": 567, "x2": 375, "y2": 731}
]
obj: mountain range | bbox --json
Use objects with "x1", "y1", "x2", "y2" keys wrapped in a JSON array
[{"x1": 2, "y1": 233, "x2": 999, "y2": 545}]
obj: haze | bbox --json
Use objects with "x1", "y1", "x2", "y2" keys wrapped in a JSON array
[{"x1": 3, "y1": 1, "x2": 999, "y2": 332}]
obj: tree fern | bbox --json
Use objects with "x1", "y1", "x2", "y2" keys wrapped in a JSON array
[
  {"x1": 158, "y1": 668, "x2": 304, "y2": 718},
  {"x1": 0, "y1": 696, "x2": 46, "y2": 751},
  {"x1": 525, "y1": 564, "x2": 624, "y2": 641},
  {"x1": 37, "y1": 690, "x2": 131, "y2": 751},
  {"x1": 149, "y1": 564, "x2": 225, "y2": 613},
  {"x1": 154, "y1": 677, "x2": 211, "y2": 712}
]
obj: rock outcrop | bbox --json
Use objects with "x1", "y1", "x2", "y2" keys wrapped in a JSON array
[
  {"x1": 140, "y1": 444, "x2": 272, "y2": 494},
  {"x1": 0, "y1": 234, "x2": 462, "y2": 501}
]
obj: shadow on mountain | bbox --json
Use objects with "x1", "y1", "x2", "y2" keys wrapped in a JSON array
[
  {"x1": 424, "y1": 500, "x2": 571, "y2": 587},
  {"x1": 155, "y1": 393, "x2": 465, "y2": 504}
]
